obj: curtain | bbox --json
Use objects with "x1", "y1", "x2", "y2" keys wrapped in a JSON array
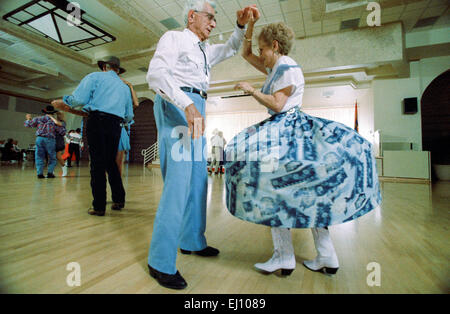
[
  {"x1": 205, "y1": 111, "x2": 270, "y2": 152},
  {"x1": 302, "y1": 106, "x2": 355, "y2": 129}
]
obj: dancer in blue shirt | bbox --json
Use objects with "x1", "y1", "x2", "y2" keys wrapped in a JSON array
[{"x1": 52, "y1": 56, "x2": 134, "y2": 215}]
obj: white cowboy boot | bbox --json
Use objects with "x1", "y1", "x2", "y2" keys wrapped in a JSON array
[
  {"x1": 303, "y1": 227, "x2": 339, "y2": 275},
  {"x1": 62, "y1": 165, "x2": 68, "y2": 177},
  {"x1": 255, "y1": 228, "x2": 296, "y2": 275}
]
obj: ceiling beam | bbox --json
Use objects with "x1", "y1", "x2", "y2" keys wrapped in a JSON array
[
  {"x1": 0, "y1": 86, "x2": 50, "y2": 103},
  {"x1": 0, "y1": 55, "x2": 59, "y2": 77}
]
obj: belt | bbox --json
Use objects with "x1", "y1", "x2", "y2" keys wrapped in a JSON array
[
  {"x1": 89, "y1": 111, "x2": 123, "y2": 122},
  {"x1": 180, "y1": 87, "x2": 207, "y2": 99}
]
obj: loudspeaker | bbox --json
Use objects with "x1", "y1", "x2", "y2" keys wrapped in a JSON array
[{"x1": 403, "y1": 97, "x2": 418, "y2": 114}]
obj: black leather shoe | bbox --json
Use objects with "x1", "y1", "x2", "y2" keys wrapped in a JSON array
[
  {"x1": 88, "y1": 208, "x2": 105, "y2": 216},
  {"x1": 180, "y1": 246, "x2": 220, "y2": 257},
  {"x1": 111, "y1": 203, "x2": 125, "y2": 211},
  {"x1": 47, "y1": 173, "x2": 55, "y2": 178},
  {"x1": 148, "y1": 265, "x2": 187, "y2": 290},
  {"x1": 37, "y1": 175, "x2": 45, "y2": 179}
]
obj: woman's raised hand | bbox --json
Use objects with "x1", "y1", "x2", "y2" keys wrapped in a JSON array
[{"x1": 250, "y1": 6, "x2": 261, "y2": 23}]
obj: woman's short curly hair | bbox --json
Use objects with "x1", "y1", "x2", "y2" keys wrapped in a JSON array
[{"x1": 258, "y1": 22, "x2": 295, "y2": 56}]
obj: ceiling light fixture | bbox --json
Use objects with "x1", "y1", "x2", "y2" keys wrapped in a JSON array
[{"x1": 3, "y1": 0, "x2": 115, "y2": 51}]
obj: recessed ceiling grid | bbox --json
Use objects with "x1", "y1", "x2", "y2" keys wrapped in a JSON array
[{"x1": 3, "y1": 0, "x2": 116, "y2": 51}]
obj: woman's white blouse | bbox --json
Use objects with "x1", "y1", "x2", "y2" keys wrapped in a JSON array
[{"x1": 263, "y1": 55, "x2": 305, "y2": 114}]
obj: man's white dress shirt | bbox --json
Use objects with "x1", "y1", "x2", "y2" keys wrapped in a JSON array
[
  {"x1": 68, "y1": 132, "x2": 83, "y2": 146},
  {"x1": 211, "y1": 135, "x2": 224, "y2": 148},
  {"x1": 146, "y1": 26, "x2": 245, "y2": 111}
]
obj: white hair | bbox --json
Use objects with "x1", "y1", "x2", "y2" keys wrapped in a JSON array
[{"x1": 183, "y1": 0, "x2": 216, "y2": 26}]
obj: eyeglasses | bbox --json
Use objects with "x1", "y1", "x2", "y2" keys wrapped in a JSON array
[{"x1": 194, "y1": 10, "x2": 217, "y2": 23}]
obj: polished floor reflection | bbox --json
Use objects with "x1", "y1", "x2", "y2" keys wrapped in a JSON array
[{"x1": 0, "y1": 163, "x2": 448, "y2": 293}]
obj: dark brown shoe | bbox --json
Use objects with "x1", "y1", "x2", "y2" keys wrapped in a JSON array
[
  {"x1": 180, "y1": 246, "x2": 220, "y2": 257},
  {"x1": 111, "y1": 203, "x2": 125, "y2": 211},
  {"x1": 88, "y1": 208, "x2": 105, "y2": 216},
  {"x1": 148, "y1": 265, "x2": 187, "y2": 290}
]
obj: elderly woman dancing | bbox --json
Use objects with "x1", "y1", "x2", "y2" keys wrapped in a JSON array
[{"x1": 226, "y1": 16, "x2": 382, "y2": 276}]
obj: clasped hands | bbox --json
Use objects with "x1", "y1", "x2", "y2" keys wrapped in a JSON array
[
  {"x1": 185, "y1": 5, "x2": 260, "y2": 139},
  {"x1": 237, "y1": 5, "x2": 261, "y2": 26}
]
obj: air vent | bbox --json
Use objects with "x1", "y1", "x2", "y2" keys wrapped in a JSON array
[
  {"x1": 160, "y1": 17, "x2": 181, "y2": 30},
  {"x1": 413, "y1": 16, "x2": 439, "y2": 29},
  {"x1": 30, "y1": 59, "x2": 46, "y2": 65},
  {"x1": 322, "y1": 90, "x2": 335, "y2": 98},
  {"x1": 28, "y1": 85, "x2": 50, "y2": 91},
  {"x1": 326, "y1": 0, "x2": 369, "y2": 13},
  {"x1": 0, "y1": 38, "x2": 14, "y2": 46},
  {"x1": 340, "y1": 18, "x2": 360, "y2": 30}
]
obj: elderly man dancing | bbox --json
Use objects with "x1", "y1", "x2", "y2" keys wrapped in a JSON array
[{"x1": 146, "y1": 0, "x2": 259, "y2": 289}]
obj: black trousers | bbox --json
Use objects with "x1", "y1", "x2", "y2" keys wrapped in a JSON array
[
  {"x1": 86, "y1": 112, "x2": 125, "y2": 211},
  {"x1": 67, "y1": 143, "x2": 80, "y2": 166}
]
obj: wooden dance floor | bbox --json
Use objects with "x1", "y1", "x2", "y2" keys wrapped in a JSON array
[{"x1": 0, "y1": 163, "x2": 448, "y2": 294}]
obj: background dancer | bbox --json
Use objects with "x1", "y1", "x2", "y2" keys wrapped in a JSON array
[
  {"x1": 24, "y1": 106, "x2": 66, "y2": 179},
  {"x1": 52, "y1": 56, "x2": 134, "y2": 216}
]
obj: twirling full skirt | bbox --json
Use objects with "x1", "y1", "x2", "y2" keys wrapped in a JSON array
[{"x1": 224, "y1": 107, "x2": 382, "y2": 229}]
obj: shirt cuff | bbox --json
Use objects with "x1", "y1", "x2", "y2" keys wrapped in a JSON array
[
  {"x1": 235, "y1": 23, "x2": 246, "y2": 35},
  {"x1": 176, "y1": 92, "x2": 195, "y2": 111},
  {"x1": 63, "y1": 95, "x2": 83, "y2": 108}
]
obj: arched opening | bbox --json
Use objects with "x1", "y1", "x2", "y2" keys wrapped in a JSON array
[
  {"x1": 129, "y1": 98, "x2": 157, "y2": 164},
  {"x1": 421, "y1": 69, "x2": 450, "y2": 180},
  {"x1": 80, "y1": 99, "x2": 157, "y2": 164}
]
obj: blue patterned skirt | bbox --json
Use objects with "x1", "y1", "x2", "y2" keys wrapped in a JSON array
[
  {"x1": 118, "y1": 127, "x2": 130, "y2": 152},
  {"x1": 224, "y1": 107, "x2": 382, "y2": 229}
]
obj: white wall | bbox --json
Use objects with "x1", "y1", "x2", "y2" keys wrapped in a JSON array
[
  {"x1": 373, "y1": 76, "x2": 422, "y2": 149},
  {"x1": 0, "y1": 94, "x2": 84, "y2": 149},
  {"x1": 302, "y1": 86, "x2": 373, "y2": 141},
  {"x1": 373, "y1": 55, "x2": 450, "y2": 151},
  {"x1": 0, "y1": 97, "x2": 36, "y2": 148},
  {"x1": 416, "y1": 55, "x2": 450, "y2": 96}
]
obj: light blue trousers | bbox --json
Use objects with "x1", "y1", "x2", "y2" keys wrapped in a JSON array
[
  {"x1": 35, "y1": 136, "x2": 57, "y2": 175},
  {"x1": 148, "y1": 93, "x2": 208, "y2": 275}
]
